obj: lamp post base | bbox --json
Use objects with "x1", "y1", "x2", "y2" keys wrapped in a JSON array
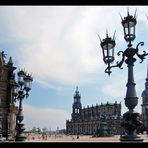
[
  {"x1": 15, "y1": 118, "x2": 26, "y2": 141},
  {"x1": 120, "y1": 135, "x2": 143, "y2": 142},
  {"x1": 15, "y1": 134, "x2": 26, "y2": 142},
  {"x1": 120, "y1": 111, "x2": 143, "y2": 142}
]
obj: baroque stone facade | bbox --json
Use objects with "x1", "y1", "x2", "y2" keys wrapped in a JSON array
[
  {"x1": 66, "y1": 87, "x2": 122, "y2": 135},
  {"x1": 141, "y1": 67, "x2": 148, "y2": 132},
  {"x1": 0, "y1": 51, "x2": 18, "y2": 139}
]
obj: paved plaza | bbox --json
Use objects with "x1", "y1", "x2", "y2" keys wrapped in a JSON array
[{"x1": 24, "y1": 133, "x2": 148, "y2": 143}]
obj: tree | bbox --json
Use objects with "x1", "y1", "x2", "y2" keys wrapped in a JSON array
[
  {"x1": 31, "y1": 126, "x2": 37, "y2": 133},
  {"x1": 36, "y1": 127, "x2": 41, "y2": 134}
]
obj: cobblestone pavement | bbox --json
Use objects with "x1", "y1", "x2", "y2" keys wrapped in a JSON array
[{"x1": 25, "y1": 134, "x2": 148, "y2": 143}]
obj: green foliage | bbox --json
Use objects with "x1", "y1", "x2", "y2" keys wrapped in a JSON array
[{"x1": 31, "y1": 126, "x2": 41, "y2": 133}]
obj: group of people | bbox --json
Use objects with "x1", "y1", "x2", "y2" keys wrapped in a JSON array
[{"x1": 72, "y1": 135, "x2": 79, "y2": 140}]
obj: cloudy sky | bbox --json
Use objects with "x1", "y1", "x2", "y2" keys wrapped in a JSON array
[{"x1": 0, "y1": 6, "x2": 148, "y2": 131}]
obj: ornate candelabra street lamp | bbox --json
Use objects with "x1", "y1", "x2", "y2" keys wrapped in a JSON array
[
  {"x1": 13, "y1": 70, "x2": 33, "y2": 141},
  {"x1": 99, "y1": 10, "x2": 148, "y2": 141}
]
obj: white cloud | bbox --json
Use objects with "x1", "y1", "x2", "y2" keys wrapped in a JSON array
[
  {"x1": 23, "y1": 103, "x2": 71, "y2": 131},
  {"x1": 101, "y1": 78, "x2": 126, "y2": 98},
  {"x1": 2, "y1": 6, "x2": 103, "y2": 88},
  {"x1": 0, "y1": 6, "x2": 147, "y2": 91},
  {"x1": 0, "y1": 6, "x2": 146, "y2": 126},
  {"x1": 0, "y1": 7, "x2": 124, "y2": 87}
]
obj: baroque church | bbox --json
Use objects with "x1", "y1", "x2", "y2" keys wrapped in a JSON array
[
  {"x1": 66, "y1": 87, "x2": 123, "y2": 135},
  {"x1": 66, "y1": 67, "x2": 148, "y2": 135}
]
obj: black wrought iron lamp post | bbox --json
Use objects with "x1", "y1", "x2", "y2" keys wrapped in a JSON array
[
  {"x1": 14, "y1": 70, "x2": 33, "y2": 141},
  {"x1": 99, "y1": 10, "x2": 148, "y2": 141}
]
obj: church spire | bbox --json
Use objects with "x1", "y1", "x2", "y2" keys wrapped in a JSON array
[
  {"x1": 75, "y1": 86, "x2": 79, "y2": 94},
  {"x1": 76, "y1": 86, "x2": 78, "y2": 91},
  {"x1": 74, "y1": 86, "x2": 81, "y2": 102}
]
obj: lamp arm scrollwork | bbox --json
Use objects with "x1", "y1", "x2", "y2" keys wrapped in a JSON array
[
  {"x1": 105, "y1": 50, "x2": 125, "y2": 75},
  {"x1": 136, "y1": 42, "x2": 148, "y2": 63},
  {"x1": 117, "y1": 51, "x2": 125, "y2": 69}
]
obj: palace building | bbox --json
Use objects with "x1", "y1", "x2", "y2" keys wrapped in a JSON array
[{"x1": 66, "y1": 87, "x2": 122, "y2": 135}]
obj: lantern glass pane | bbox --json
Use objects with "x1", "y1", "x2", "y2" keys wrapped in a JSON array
[
  {"x1": 125, "y1": 27, "x2": 128, "y2": 35},
  {"x1": 129, "y1": 21, "x2": 135, "y2": 27},
  {"x1": 102, "y1": 43, "x2": 114, "y2": 50},
  {"x1": 123, "y1": 22, "x2": 128, "y2": 28},
  {"x1": 104, "y1": 49, "x2": 108, "y2": 57},
  {"x1": 108, "y1": 48, "x2": 113, "y2": 57},
  {"x1": 25, "y1": 81, "x2": 31, "y2": 89},
  {"x1": 18, "y1": 76, "x2": 24, "y2": 84},
  {"x1": 123, "y1": 21, "x2": 135, "y2": 28},
  {"x1": 124, "y1": 26, "x2": 135, "y2": 42},
  {"x1": 130, "y1": 27, "x2": 135, "y2": 35},
  {"x1": 102, "y1": 44, "x2": 107, "y2": 50},
  {"x1": 108, "y1": 43, "x2": 114, "y2": 49}
]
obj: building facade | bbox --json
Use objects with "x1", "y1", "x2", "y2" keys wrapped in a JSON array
[
  {"x1": 141, "y1": 66, "x2": 148, "y2": 132},
  {"x1": 0, "y1": 51, "x2": 18, "y2": 139},
  {"x1": 66, "y1": 87, "x2": 122, "y2": 135}
]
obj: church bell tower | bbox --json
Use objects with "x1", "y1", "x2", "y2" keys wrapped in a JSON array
[{"x1": 71, "y1": 86, "x2": 82, "y2": 121}]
